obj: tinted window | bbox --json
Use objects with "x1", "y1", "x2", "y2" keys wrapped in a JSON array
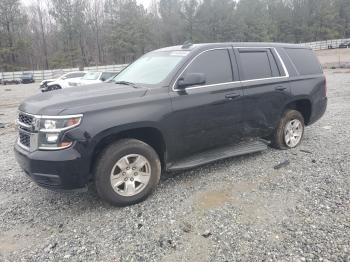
[
  {"x1": 101, "y1": 72, "x2": 117, "y2": 81},
  {"x1": 239, "y1": 51, "x2": 273, "y2": 80},
  {"x1": 183, "y1": 49, "x2": 233, "y2": 85},
  {"x1": 284, "y1": 48, "x2": 322, "y2": 75}
]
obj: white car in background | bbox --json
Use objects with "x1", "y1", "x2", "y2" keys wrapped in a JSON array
[
  {"x1": 68, "y1": 71, "x2": 118, "y2": 87},
  {"x1": 40, "y1": 71, "x2": 86, "y2": 92}
]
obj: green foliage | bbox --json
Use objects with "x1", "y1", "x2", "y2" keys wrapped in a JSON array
[{"x1": 0, "y1": 0, "x2": 349, "y2": 71}]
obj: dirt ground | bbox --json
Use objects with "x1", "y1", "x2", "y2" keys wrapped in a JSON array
[{"x1": 316, "y1": 48, "x2": 350, "y2": 68}]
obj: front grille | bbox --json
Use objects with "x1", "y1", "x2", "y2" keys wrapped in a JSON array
[
  {"x1": 18, "y1": 113, "x2": 34, "y2": 126},
  {"x1": 17, "y1": 112, "x2": 37, "y2": 150},
  {"x1": 19, "y1": 132, "x2": 31, "y2": 148}
]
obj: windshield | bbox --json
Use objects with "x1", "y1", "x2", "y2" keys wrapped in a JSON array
[
  {"x1": 83, "y1": 72, "x2": 100, "y2": 80},
  {"x1": 112, "y1": 51, "x2": 190, "y2": 85}
]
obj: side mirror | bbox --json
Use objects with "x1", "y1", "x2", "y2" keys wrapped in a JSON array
[{"x1": 177, "y1": 73, "x2": 206, "y2": 89}]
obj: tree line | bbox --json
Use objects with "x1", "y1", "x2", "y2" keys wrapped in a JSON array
[{"x1": 0, "y1": 0, "x2": 349, "y2": 71}]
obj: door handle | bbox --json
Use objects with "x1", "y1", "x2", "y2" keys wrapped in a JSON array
[
  {"x1": 275, "y1": 86, "x2": 287, "y2": 91},
  {"x1": 225, "y1": 93, "x2": 241, "y2": 100}
]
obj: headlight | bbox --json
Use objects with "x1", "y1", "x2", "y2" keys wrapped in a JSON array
[
  {"x1": 40, "y1": 117, "x2": 81, "y2": 131},
  {"x1": 38, "y1": 115, "x2": 82, "y2": 150},
  {"x1": 44, "y1": 120, "x2": 56, "y2": 129}
]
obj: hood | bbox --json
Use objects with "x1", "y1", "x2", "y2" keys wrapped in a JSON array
[
  {"x1": 40, "y1": 79, "x2": 57, "y2": 85},
  {"x1": 68, "y1": 79, "x2": 101, "y2": 87},
  {"x1": 47, "y1": 79, "x2": 63, "y2": 86},
  {"x1": 19, "y1": 83, "x2": 148, "y2": 115}
]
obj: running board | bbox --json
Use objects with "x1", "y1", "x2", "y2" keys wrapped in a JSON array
[{"x1": 168, "y1": 140, "x2": 268, "y2": 171}]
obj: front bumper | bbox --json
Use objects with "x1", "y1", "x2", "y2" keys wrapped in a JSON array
[
  {"x1": 14, "y1": 143, "x2": 90, "y2": 191},
  {"x1": 40, "y1": 84, "x2": 49, "y2": 92}
]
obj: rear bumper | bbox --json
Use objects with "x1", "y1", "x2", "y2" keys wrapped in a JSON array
[
  {"x1": 21, "y1": 79, "x2": 34, "y2": 84},
  {"x1": 309, "y1": 97, "x2": 328, "y2": 125},
  {"x1": 14, "y1": 143, "x2": 90, "y2": 191}
]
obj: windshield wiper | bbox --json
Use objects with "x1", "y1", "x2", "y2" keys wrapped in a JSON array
[{"x1": 114, "y1": 81, "x2": 140, "y2": 88}]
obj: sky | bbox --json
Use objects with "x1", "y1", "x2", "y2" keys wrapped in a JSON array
[{"x1": 22, "y1": 0, "x2": 153, "y2": 8}]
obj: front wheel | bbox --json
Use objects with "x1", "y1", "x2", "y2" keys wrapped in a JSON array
[
  {"x1": 94, "y1": 139, "x2": 161, "y2": 206},
  {"x1": 48, "y1": 85, "x2": 61, "y2": 91},
  {"x1": 271, "y1": 110, "x2": 305, "y2": 150}
]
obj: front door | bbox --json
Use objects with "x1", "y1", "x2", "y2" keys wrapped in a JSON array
[{"x1": 166, "y1": 48, "x2": 245, "y2": 162}]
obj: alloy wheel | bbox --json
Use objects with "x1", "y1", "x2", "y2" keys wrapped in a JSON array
[
  {"x1": 110, "y1": 154, "x2": 151, "y2": 197},
  {"x1": 284, "y1": 119, "x2": 303, "y2": 148}
]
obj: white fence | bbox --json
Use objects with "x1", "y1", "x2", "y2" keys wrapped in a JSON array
[
  {"x1": 0, "y1": 64, "x2": 128, "y2": 82},
  {"x1": 301, "y1": 38, "x2": 350, "y2": 50}
]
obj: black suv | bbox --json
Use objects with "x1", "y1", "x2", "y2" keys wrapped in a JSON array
[{"x1": 15, "y1": 43, "x2": 327, "y2": 206}]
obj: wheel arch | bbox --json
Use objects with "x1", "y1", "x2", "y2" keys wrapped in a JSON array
[
  {"x1": 47, "y1": 83, "x2": 62, "y2": 89},
  {"x1": 90, "y1": 126, "x2": 167, "y2": 175},
  {"x1": 284, "y1": 98, "x2": 312, "y2": 125}
]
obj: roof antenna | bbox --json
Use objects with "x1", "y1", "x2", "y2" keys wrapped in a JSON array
[{"x1": 182, "y1": 41, "x2": 193, "y2": 49}]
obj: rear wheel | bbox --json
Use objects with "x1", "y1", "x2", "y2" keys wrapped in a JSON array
[
  {"x1": 271, "y1": 110, "x2": 305, "y2": 150},
  {"x1": 94, "y1": 139, "x2": 161, "y2": 206}
]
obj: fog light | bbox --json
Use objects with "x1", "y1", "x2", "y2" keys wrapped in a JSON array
[{"x1": 46, "y1": 133, "x2": 59, "y2": 143}]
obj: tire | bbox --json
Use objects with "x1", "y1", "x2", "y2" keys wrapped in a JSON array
[
  {"x1": 48, "y1": 85, "x2": 60, "y2": 91},
  {"x1": 94, "y1": 139, "x2": 161, "y2": 206},
  {"x1": 271, "y1": 109, "x2": 305, "y2": 150}
]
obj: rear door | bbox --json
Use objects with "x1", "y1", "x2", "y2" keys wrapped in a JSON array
[
  {"x1": 235, "y1": 47, "x2": 291, "y2": 138},
  {"x1": 167, "y1": 48, "x2": 245, "y2": 161}
]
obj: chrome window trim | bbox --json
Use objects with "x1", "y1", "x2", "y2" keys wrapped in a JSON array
[
  {"x1": 172, "y1": 47, "x2": 232, "y2": 91},
  {"x1": 172, "y1": 46, "x2": 290, "y2": 92}
]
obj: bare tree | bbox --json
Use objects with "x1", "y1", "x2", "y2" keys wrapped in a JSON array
[{"x1": 1, "y1": 0, "x2": 349, "y2": 71}]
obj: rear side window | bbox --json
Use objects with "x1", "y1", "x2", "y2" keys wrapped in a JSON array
[
  {"x1": 238, "y1": 50, "x2": 279, "y2": 80},
  {"x1": 183, "y1": 49, "x2": 233, "y2": 85},
  {"x1": 284, "y1": 48, "x2": 322, "y2": 75}
]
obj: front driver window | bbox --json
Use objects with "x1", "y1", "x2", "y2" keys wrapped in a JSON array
[{"x1": 183, "y1": 49, "x2": 233, "y2": 86}]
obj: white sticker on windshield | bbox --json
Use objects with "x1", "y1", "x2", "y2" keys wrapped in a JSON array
[{"x1": 170, "y1": 51, "x2": 190, "y2": 57}]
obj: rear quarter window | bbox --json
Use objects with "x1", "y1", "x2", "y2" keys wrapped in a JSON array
[{"x1": 284, "y1": 48, "x2": 322, "y2": 75}]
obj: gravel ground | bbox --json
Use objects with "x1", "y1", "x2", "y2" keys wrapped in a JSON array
[
  {"x1": 316, "y1": 49, "x2": 350, "y2": 68},
  {"x1": 0, "y1": 71, "x2": 349, "y2": 261}
]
